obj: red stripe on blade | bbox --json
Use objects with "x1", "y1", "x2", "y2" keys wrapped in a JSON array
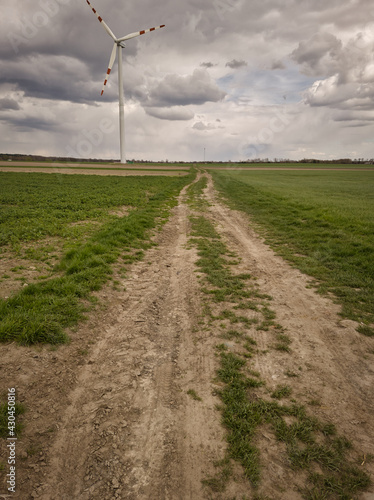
[{"x1": 140, "y1": 30, "x2": 145, "y2": 35}]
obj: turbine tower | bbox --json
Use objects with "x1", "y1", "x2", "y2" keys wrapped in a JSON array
[{"x1": 85, "y1": 0, "x2": 165, "y2": 164}]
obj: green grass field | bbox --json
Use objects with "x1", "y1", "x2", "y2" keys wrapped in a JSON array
[
  {"x1": 205, "y1": 162, "x2": 374, "y2": 170},
  {"x1": 0, "y1": 172, "x2": 193, "y2": 344},
  {"x1": 212, "y1": 170, "x2": 374, "y2": 336},
  {"x1": 0, "y1": 172, "x2": 189, "y2": 246}
]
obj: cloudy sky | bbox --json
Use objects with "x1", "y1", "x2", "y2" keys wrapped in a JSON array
[{"x1": 1, "y1": 0, "x2": 374, "y2": 162}]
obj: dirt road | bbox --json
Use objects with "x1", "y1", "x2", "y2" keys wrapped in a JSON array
[{"x1": 1, "y1": 173, "x2": 373, "y2": 499}]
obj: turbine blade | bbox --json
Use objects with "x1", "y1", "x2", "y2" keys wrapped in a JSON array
[
  {"x1": 117, "y1": 24, "x2": 165, "y2": 43},
  {"x1": 101, "y1": 43, "x2": 118, "y2": 96},
  {"x1": 86, "y1": 0, "x2": 117, "y2": 41}
]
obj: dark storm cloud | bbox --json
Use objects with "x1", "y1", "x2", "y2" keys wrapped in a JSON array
[
  {"x1": 333, "y1": 111, "x2": 374, "y2": 122},
  {"x1": 0, "y1": 54, "x2": 104, "y2": 104},
  {"x1": 200, "y1": 62, "x2": 216, "y2": 68},
  {"x1": 271, "y1": 60, "x2": 286, "y2": 70},
  {"x1": 226, "y1": 59, "x2": 247, "y2": 69},
  {"x1": 0, "y1": 97, "x2": 20, "y2": 110},
  {"x1": 145, "y1": 107, "x2": 194, "y2": 121},
  {"x1": 146, "y1": 69, "x2": 226, "y2": 108},
  {"x1": 1, "y1": 0, "x2": 370, "y2": 108},
  {"x1": 0, "y1": 114, "x2": 58, "y2": 132},
  {"x1": 0, "y1": 0, "x2": 146, "y2": 104},
  {"x1": 291, "y1": 32, "x2": 342, "y2": 77}
]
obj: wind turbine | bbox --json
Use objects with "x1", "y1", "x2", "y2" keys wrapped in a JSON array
[{"x1": 85, "y1": 0, "x2": 165, "y2": 164}]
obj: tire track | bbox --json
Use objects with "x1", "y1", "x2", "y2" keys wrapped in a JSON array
[
  {"x1": 28, "y1": 176, "x2": 229, "y2": 500},
  {"x1": 202, "y1": 172, "x2": 374, "y2": 494}
]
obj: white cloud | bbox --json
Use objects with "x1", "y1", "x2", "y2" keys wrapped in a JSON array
[
  {"x1": 296, "y1": 27, "x2": 374, "y2": 121},
  {"x1": 192, "y1": 121, "x2": 222, "y2": 131}
]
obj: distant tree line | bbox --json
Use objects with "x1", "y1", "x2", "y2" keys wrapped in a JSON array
[
  {"x1": 1, "y1": 153, "x2": 373, "y2": 165},
  {"x1": 0, "y1": 154, "x2": 115, "y2": 163}
]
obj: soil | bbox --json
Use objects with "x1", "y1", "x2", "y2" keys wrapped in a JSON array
[
  {"x1": 0, "y1": 162, "x2": 189, "y2": 170},
  {"x1": 0, "y1": 173, "x2": 373, "y2": 499},
  {"x1": 0, "y1": 162, "x2": 189, "y2": 177},
  {"x1": 0, "y1": 238, "x2": 64, "y2": 300},
  {"x1": 0, "y1": 168, "x2": 188, "y2": 177}
]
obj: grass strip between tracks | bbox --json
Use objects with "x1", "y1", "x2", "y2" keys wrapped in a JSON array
[{"x1": 188, "y1": 175, "x2": 371, "y2": 499}]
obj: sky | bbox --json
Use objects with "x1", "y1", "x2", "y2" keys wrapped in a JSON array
[{"x1": 0, "y1": 0, "x2": 374, "y2": 162}]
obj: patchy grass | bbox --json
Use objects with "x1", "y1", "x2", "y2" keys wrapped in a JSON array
[
  {"x1": 186, "y1": 175, "x2": 208, "y2": 210},
  {"x1": 357, "y1": 324, "x2": 374, "y2": 337},
  {"x1": 187, "y1": 389, "x2": 202, "y2": 402},
  {"x1": 212, "y1": 170, "x2": 374, "y2": 336},
  {"x1": 274, "y1": 333, "x2": 292, "y2": 352},
  {"x1": 202, "y1": 457, "x2": 233, "y2": 493},
  {"x1": 271, "y1": 385, "x2": 292, "y2": 400}
]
